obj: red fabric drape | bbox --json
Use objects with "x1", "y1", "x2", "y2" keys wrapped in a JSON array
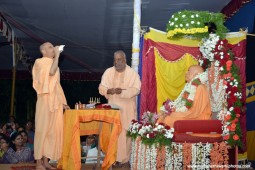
[
  {"x1": 230, "y1": 39, "x2": 247, "y2": 152},
  {"x1": 140, "y1": 40, "x2": 157, "y2": 115},
  {"x1": 140, "y1": 39, "x2": 200, "y2": 115},
  {"x1": 221, "y1": 0, "x2": 251, "y2": 19},
  {"x1": 144, "y1": 39, "x2": 201, "y2": 61}
]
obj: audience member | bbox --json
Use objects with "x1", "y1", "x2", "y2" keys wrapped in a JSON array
[
  {"x1": 0, "y1": 133, "x2": 33, "y2": 164},
  {"x1": 20, "y1": 130, "x2": 34, "y2": 152},
  {"x1": 25, "y1": 120, "x2": 34, "y2": 145}
]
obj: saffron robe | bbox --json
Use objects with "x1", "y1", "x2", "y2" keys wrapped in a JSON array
[
  {"x1": 32, "y1": 57, "x2": 67, "y2": 160},
  {"x1": 99, "y1": 65, "x2": 141, "y2": 163},
  {"x1": 158, "y1": 84, "x2": 212, "y2": 127}
]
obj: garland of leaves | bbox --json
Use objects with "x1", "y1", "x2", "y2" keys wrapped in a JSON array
[{"x1": 166, "y1": 10, "x2": 228, "y2": 39}]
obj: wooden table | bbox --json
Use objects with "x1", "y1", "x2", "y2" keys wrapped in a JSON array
[{"x1": 57, "y1": 109, "x2": 122, "y2": 170}]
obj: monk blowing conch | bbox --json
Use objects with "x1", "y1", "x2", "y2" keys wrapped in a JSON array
[
  {"x1": 32, "y1": 42, "x2": 69, "y2": 170},
  {"x1": 99, "y1": 50, "x2": 141, "y2": 167},
  {"x1": 158, "y1": 65, "x2": 212, "y2": 127}
]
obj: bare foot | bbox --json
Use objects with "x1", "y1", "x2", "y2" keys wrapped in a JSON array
[
  {"x1": 36, "y1": 165, "x2": 46, "y2": 170},
  {"x1": 43, "y1": 163, "x2": 56, "y2": 170}
]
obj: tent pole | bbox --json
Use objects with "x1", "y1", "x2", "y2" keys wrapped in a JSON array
[
  {"x1": 131, "y1": 0, "x2": 141, "y2": 72},
  {"x1": 10, "y1": 65, "x2": 16, "y2": 117},
  {"x1": 10, "y1": 30, "x2": 16, "y2": 117}
]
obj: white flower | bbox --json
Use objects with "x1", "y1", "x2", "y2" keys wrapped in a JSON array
[
  {"x1": 197, "y1": 22, "x2": 200, "y2": 25},
  {"x1": 164, "y1": 131, "x2": 174, "y2": 138},
  {"x1": 182, "y1": 15, "x2": 186, "y2": 18},
  {"x1": 174, "y1": 17, "x2": 178, "y2": 21},
  {"x1": 175, "y1": 25, "x2": 178, "y2": 28},
  {"x1": 229, "y1": 107, "x2": 234, "y2": 111},
  {"x1": 191, "y1": 21, "x2": 194, "y2": 24},
  {"x1": 180, "y1": 24, "x2": 183, "y2": 27},
  {"x1": 196, "y1": 14, "x2": 199, "y2": 17},
  {"x1": 214, "y1": 60, "x2": 220, "y2": 67},
  {"x1": 172, "y1": 15, "x2": 175, "y2": 18},
  {"x1": 191, "y1": 15, "x2": 194, "y2": 18},
  {"x1": 186, "y1": 23, "x2": 189, "y2": 27},
  {"x1": 198, "y1": 59, "x2": 204, "y2": 66}
]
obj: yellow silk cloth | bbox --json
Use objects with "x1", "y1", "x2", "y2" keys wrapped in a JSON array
[
  {"x1": 155, "y1": 52, "x2": 198, "y2": 111},
  {"x1": 57, "y1": 109, "x2": 122, "y2": 170}
]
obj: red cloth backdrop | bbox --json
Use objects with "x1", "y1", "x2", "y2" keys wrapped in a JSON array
[{"x1": 140, "y1": 38, "x2": 200, "y2": 115}]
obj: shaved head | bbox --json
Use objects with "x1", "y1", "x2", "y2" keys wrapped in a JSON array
[
  {"x1": 185, "y1": 65, "x2": 204, "y2": 82},
  {"x1": 39, "y1": 42, "x2": 55, "y2": 58},
  {"x1": 189, "y1": 65, "x2": 204, "y2": 75},
  {"x1": 39, "y1": 42, "x2": 51, "y2": 53}
]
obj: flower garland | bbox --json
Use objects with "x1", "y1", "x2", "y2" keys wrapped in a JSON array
[
  {"x1": 191, "y1": 143, "x2": 211, "y2": 170},
  {"x1": 166, "y1": 10, "x2": 228, "y2": 39},
  {"x1": 165, "y1": 145, "x2": 173, "y2": 170},
  {"x1": 131, "y1": 140, "x2": 231, "y2": 169},
  {"x1": 160, "y1": 72, "x2": 208, "y2": 113},
  {"x1": 199, "y1": 33, "x2": 243, "y2": 147}
]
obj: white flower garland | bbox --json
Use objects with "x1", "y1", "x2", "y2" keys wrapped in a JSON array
[
  {"x1": 160, "y1": 72, "x2": 208, "y2": 113},
  {"x1": 130, "y1": 140, "x2": 136, "y2": 169},
  {"x1": 132, "y1": 141, "x2": 219, "y2": 169},
  {"x1": 206, "y1": 66, "x2": 226, "y2": 113},
  {"x1": 145, "y1": 145, "x2": 151, "y2": 170},
  {"x1": 151, "y1": 144, "x2": 157, "y2": 170},
  {"x1": 172, "y1": 142, "x2": 183, "y2": 169},
  {"x1": 199, "y1": 34, "x2": 220, "y2": 62},
  {"x1": 137, "y1": 139, "x2": 142, "y2": 169},
  {"x1": 191, "y1": 143, "x2": 211, "y2": 170},
  {"x1": 140, "y1": 142, "x2": 146, "y2": 170},
  {"x1": 164, "y1": 145, "x2": 173, "y2": 170}
]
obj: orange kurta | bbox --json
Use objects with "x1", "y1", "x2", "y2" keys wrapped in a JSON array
[
  {"x1": 99, "y1": 65, "x2": 141, "y2": 163},
  {"x1": 158, "y1": 84, "x2": 212, "y2": 127},
  {"x1": 32, "y1": 57, "x2": 67, "y2": 160}
]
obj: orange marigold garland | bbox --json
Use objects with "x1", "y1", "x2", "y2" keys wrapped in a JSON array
[
  {"x1": 156, "y1": 146, "x2": 166, "y2": 170},
  {"x1": 210, "y1": 142, "x2": 230, "y2": 170},
  {"x1": 183, "y1": 143, "x2": 192, "y2": 170}
]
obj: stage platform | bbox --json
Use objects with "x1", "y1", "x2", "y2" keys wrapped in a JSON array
[{"x1": 0, "y1": 163, "x2": 129, "y2": 170}]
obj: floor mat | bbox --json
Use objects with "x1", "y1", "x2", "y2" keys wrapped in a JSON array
[{"x1": 11, "y1": 165, "x2": 36, "y2": 170}]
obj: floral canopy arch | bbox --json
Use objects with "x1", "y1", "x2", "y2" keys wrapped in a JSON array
[{"x1": 139, "y1": 10, "x2": 246, "y2": 148}]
